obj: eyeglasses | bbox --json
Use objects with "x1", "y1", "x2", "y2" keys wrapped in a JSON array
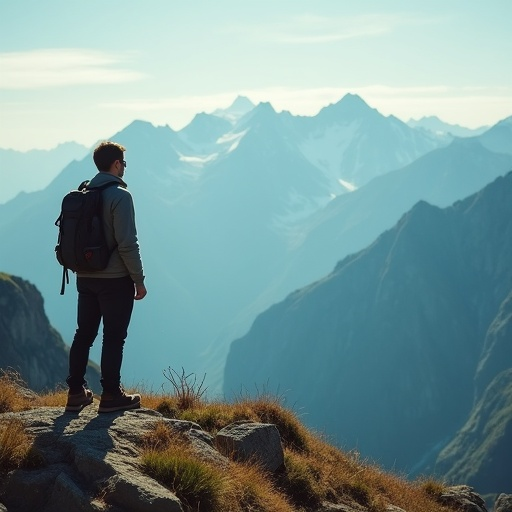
[{"x1": 120, "y1": 159, "x2": 127, "y2": 167}]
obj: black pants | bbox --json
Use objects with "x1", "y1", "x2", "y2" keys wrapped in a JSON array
[{"x1": 67, "y1": 276, "x2": 135, "y2": 394}]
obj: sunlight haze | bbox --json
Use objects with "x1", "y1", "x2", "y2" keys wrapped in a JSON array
[{"x1": 0, "y1": 0, "x2": 511, "y2": 150}]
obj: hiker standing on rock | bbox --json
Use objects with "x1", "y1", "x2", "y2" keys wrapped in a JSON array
[{"x1": 65, "y1": 141, "x2": 147, "y2": 413}]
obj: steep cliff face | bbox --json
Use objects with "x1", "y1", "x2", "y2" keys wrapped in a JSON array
[
  {"x1": 0, "y1": 273, "x2": 100, "y2": 392},
  {"x1": 431, "y1": 288, "x2": 512, "y2": 494},
  {"x1": 435, "y1": 368, "x2": 512, "y2": 494},
  {"x1": 223, "y1": 172, "x2": 512, "y2": 494}
]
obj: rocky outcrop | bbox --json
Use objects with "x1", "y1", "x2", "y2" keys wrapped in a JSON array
[
  {"x1": 0, "y1": 273, "x2": 100, "y2": 392},
  {"x1": 438, "y1": 485, "x2": 487, "y2": 512},
  {"x1": 495, "y1": 494, "x2": 512, "y2": 512},
  {"x1": 1, "y1": 407, "x2": 185, "y2": 512},
  {"x1": 0, "y1": 406, "x2": 493, "y2": 512}
]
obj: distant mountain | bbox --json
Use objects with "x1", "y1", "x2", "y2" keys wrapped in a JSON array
[
  {"x1": 211, "y1": 95, "x2": 256, "y2": 123},
  {"x1": 0, "y1": 142, "x2": 89, "y2": 204},
  {"x1": 294, "y1": 94, "x2": 449, "y2": 187},
  {"x1": 263, "y1": 137, "x2": 512, "y2": 308},
  {"x1": 209, "y1": 128, "x2": 512, "y2": 388},
  {"x1": 0, "y1": 273, "x2": 100, "y2": 392},
  {"x1": 476, "y1": 116, "x2": 512, "y2": 155},
  {"x1": 0, "y1": 95, "x2": 510, "y2": 400},
  {"x1": 223, "y1": 171, "x2": 512, "y2": 497},
  {"x1": 178, "y1": 113, "x2": 233, "y2": 149},
  {"x1": 407, "y1": 115, "x2": 489, "y2": 137}
]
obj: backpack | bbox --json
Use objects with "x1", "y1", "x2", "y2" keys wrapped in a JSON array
[{"x1": 55, "y1": 180, "x2": 119, "y2": 295}]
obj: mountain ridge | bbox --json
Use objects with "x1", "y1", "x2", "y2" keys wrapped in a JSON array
[
  {"x1": 0, "y1": 95, "x2": 510, "y2": 398},
  {"x1": 223, "y1": 171, "x2": 512, "y2": 496}
]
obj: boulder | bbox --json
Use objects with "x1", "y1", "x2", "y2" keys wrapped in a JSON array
[
  {"x1": 495, "y1": 494, "x2": 512, "y2": 512},
  {"x1": 439, "y1": 485, "x2": 488, "y2": 512},
  {"x1": 215, "y1": 421, "x2": 285, "y2": 472}
]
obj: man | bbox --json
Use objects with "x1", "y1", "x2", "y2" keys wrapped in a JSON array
[{"x1": 65, "y1": 141, "x2": 147, "y2": 413}]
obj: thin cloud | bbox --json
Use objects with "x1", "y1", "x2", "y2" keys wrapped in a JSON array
[
  {"x1": 0, "y1": 48, "x2": 146, "y2": 89},
  {"x1": 234, "y1": 13, "x2": 435, "y2": 44},
  {"x1": 100, "y1": 93, "x2": 240, "y2": 112},
  {"x1": 275, "y1": 14, "x2": 394, "y2": 43}
]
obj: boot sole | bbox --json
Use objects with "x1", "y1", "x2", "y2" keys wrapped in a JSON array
[
  {"x1": 98, "y1": 401, "x2": 141, "y2": 413},
  {"x1": 65, "y1": 398, "x2": 94, "y2": 412}
]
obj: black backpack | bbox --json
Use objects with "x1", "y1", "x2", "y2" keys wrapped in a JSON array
[{"x1": 55, "y1": 180, "x2": 118, "y2": 295}]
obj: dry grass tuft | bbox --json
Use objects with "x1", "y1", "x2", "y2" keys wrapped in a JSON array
[
  {"x1": 223, "y1": 461, "x2": 293, "y2": 512},
  {"x1": 141, "y1": 427, "x2": 226, "y2": 512},
  {"x1": 0, "y1": 418, "x2": 44, "y2": 474},
  {"x1": 0, "y1": 369, "x2": 69, "y2": 412},
  {"x1": 0, "y1": 369, "x2": 37, "y2": 413}
]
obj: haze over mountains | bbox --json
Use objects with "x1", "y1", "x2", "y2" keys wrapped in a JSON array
[
  {"x1": 1, "y1": 95, "x2": 511, "y2": 496},
  {"x1": 1, "y1": 94, "x2": 510, "y2": 387},
  {"x1": 0, "y1": 142, "x2": 89, "y2": 204},
  {"x1": 407, "y1": 115, "x2": 489, "y2": 137}
]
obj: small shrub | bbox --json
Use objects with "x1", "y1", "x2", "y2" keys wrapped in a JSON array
[
  {"x1": 420, "y1": 477, "x2": 447, "y2": 497},
  {"x1": 162, "y1": 367, "x2": 207, "y2": 411}
]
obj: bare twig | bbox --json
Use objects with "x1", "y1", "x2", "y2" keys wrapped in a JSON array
[{"x1": 162, "y1": 367, "x2": 207, "y2": 410}]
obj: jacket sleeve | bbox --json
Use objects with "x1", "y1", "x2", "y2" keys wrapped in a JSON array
[{"x1": 111, "y1": 190, "x2": 145, "y2": 285}]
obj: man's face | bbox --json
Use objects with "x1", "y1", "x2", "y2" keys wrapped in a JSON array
[{"x1": 115, "y1": 156, "x2": 125, "y2": 178}]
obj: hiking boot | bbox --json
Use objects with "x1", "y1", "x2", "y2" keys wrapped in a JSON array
[
  {"x1": 65, "y1": 387, "x2": 94, "y2": 412},
  {"x1": 98, "y1": 389, "x2": 141, "y2": 413}
]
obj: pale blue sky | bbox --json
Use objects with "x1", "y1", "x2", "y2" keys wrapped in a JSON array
[{"x1": 1, "y1": 0, "x2": 511, "y2": 150}]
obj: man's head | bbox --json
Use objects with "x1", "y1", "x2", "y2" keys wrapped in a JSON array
[{"x1": 93, "y1": 141, "x2": 127, "y2": 176}]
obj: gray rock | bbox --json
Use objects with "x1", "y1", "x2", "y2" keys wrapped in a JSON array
[
  {"x1": 495, "y1": 494, "x2": 512, "y2": 512},
  {"x1": 0, "y1": 406, "x2": 202, "y2": 512},
  {"x1": 439, "y1": 485, "x2": 489, "y2": 512},
  {"x1": 215, "y1": 421, "x2": 284, "y2": 472},
  {"x1": 316, "y1": 502, "x2": 367, "y2": 511}
]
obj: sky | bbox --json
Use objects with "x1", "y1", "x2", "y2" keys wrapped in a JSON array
[{"x1": 0, "y1": 0, "x2": 511, "y2": 151}]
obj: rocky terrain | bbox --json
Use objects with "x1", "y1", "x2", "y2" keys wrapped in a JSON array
[{"x1": 1, "y1": 403, "x2": 506, "y2": 512}]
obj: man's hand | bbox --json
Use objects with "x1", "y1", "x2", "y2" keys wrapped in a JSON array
[{"x1": 134, "y1": 283, "x2": 147, "y2": 300}]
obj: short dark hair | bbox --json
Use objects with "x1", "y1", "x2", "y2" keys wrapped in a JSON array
[{"x1": 93, "y1": 141, "x2": 126, "y2": 172}]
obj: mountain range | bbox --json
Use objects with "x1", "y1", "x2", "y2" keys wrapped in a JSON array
[
  {"x1": 1, "y1": 93, "x2": 511, "y2": 499},
  {"x1": 1, "y1": 95, "x2": 511, "y2": 390},
  {"x1": 224, "y1": 171, "x2": 512, "y2": 497}
]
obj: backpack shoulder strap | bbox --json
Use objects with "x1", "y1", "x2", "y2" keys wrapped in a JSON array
[
  {"x1": 78, "y1": 180, "x2": 90, "y2": 191},
  {"x1": 60, "y1": 267, "x2": 69, "y2": 295}
]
